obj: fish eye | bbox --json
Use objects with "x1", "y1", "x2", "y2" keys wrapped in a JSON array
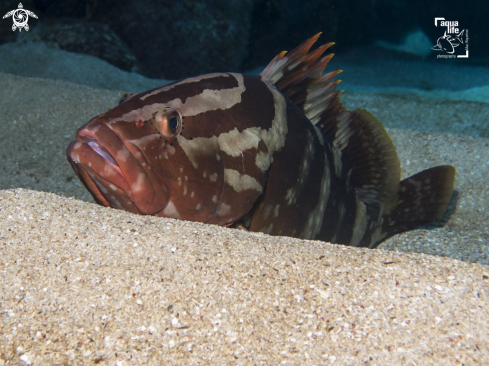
[{"x1": 154, "y1": 107, "x2": 182, "y2": 137}]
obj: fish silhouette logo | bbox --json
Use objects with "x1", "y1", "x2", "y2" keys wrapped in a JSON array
[
  {"x1": 432, "y1": 30, "x2": 465, "y2": 54},
  {"x1": 2, "y1": 3, "x2": 38, "y2": 32}
]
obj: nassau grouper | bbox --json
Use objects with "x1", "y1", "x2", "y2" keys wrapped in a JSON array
[{"x1": 67, "y1": 34, "x2": 455, "y2": 248}]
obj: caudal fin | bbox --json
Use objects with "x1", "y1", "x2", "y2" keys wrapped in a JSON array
[{"x1": 381, "y1": 165, "x2": 456, "y2": 240}]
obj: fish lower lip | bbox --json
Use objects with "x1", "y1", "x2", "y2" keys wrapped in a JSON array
[{"x1": 86, "y1": 140, "x2": 119, "y2": 166}]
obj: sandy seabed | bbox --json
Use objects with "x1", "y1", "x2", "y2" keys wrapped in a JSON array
[{"x1": 0, "y1": 71, "x2": 488, "y2": 364}]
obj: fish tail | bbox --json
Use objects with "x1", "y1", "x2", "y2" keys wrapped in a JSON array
[{"x1": 380, "y1": 165, "x2": 456, "y2": 241}]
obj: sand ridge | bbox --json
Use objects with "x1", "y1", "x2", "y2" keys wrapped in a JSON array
[{"x1": 0, "y1": 189, "x2": 488, "y2": 364}]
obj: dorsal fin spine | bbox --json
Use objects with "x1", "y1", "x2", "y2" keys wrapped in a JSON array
[
  {"x1": 284, "y1": 33, "x2": 322, "y2": 59},
  {"x1": 277, "y1": 52, "x2": 335, "y2": 91}
]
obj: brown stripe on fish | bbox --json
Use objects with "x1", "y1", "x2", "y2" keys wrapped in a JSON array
[
  {"x1": 177, "y1": 75, "x2": 276, "y2": 140},
  {"x1": 140, "y1": 73, "x2": 233, "y2": 101},
  {"x1": 314, "y1": 142, "x2": 358, "y2": 243},
  {"x1": 139, "y1": 73, "x2": 242, "y2": 106},
  {"x1": 248, "y1": 96, "x2": 326, "y2": 237}
]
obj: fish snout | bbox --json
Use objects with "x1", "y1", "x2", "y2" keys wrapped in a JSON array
[{"x1": 66, "y1": 123, "x2": 170, "y2": 215}]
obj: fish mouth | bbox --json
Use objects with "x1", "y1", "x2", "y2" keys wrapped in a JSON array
[
  {"x1": 87, "y1": 139, "x2": 118, "y2": 166},
  {"x1": 66, "y1": 120, "x2": 170, "y2": 215}
]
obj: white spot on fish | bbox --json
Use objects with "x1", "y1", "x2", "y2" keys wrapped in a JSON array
[
  {"x1": 212, "y1": 195, "x2": 218, "y2": 203},
  {"x1": 196, "y1": 203, "x2": 201, "y2": 210},
  {"x1": 163, "y1": 201, "x2": 181, "y2": 219},
  {"x1": 209, "y1": 173, "x2": 218, "y2": 182},
  {"x1": 370, "y1": 227, "x2": 386, "y2": 248},
  {"x1": 333, "y1": 149, "x2": 342, "y2": 177},
  {"x1": 191, "y1": 191, "x2": 195, "y2": 198},
  {"x1": 98, "y1": 184, "x2": 108, "y2": 194},
  {"x1": 273, "y1": 204, "x2": 280, "y2": 218},
  {"x1": 332, "y1": 111, "x2": 354, "y2": 156},
  {"x1": 218, "y1": 128, "x2": 261, "y2": 157},
  {"x1": 224, "y1": 169, "x2": 262, "y2": 193},
  {"x1": 286, "y1": 131, "x2": 315, "y2": 203},
  {"x1": 261, "y1": 223, "x2": 273, "y2": 234},
  {"x1": 132, "y1": 172, "x2": 146, "y2": 193},
  {"x1": 110, "y1": 197, "x2": 123, "y2": 209},
  {"x1": 167, "y1": 145, "x2": 176, "y2": 156},
  {"x1": 109, "y1": 184, "x2": 117, "y2": 191},
  {"x1": 350, "y1": 200, "x2": 367, "y2": 247},
  {"x1": 217, "y1": 203, "x2": 231, "y2": 216},
  {"x1": 285, "y1": 188, "x2": 297, "y2": 205},
  {"x1": 263, "y1": 204, "x2": 273, "y2": 220},
  {"x1": 177, "y1": 135, "x2": 218, "y2": 169},
  {"x1": 255, "y1": 150, "x2": 270, "y2": 171},
  {"x1": 301, "y1": 151, "x2": 331, "y2": 239},
  {"x1": 129, "y1": 134, "x2": 159, "y2": 148},
  {"x1": 116, "y1": 149, "x2": 130, "y2": 163},
  {"x1": 91, "y1": 125, "x2": 101, "y2": 133}
]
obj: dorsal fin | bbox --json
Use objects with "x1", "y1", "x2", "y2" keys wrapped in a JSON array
[
  {"x1": 261, "y1": 34, "x2": 401, "y2": 206},
  {"x1": 260, "y1": 33, "x2": 343, "y2": 123}
]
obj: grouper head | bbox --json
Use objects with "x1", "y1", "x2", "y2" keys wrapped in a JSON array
[{"x1": 66, "y1": 73, "x2": 272, "y2": 226}]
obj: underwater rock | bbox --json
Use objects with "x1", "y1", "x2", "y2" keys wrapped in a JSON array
[
  {"x1": 16, "y1": 19, "x2": 137, "y2": 72},
  {"x1": 95, "y1": 0, "x2": 254, "y2": 79},
  {"x1": 1, "y1": 0, "x2": 253, "y2": 78}
]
